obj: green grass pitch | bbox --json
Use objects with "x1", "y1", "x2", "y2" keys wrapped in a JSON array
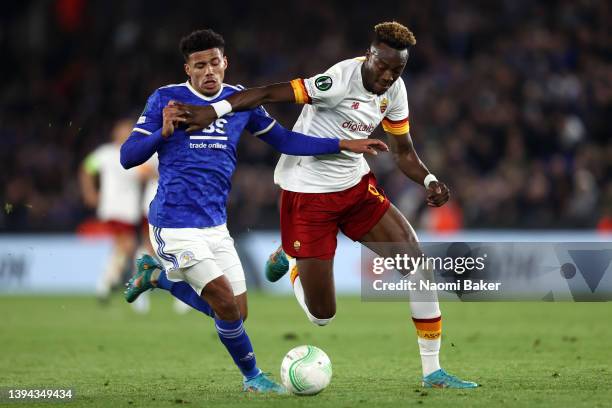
[{"x1": 1, "y1": 294, "x2": 611, "y2": 407}]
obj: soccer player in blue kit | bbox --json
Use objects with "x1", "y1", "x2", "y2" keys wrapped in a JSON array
[{"x1": 120, "y1": 29, "x2": 387, "y2": 393}]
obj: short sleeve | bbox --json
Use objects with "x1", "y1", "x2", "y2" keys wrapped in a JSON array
[
  {"x1": 245, "y1": 106, "x2": 277, "y2": 136},
  {"x1": 381, "y1": 77, "x2": 410, "y2": 135},
  {"x1": 83, "y1": 146, "x2": 105, "y2": 174},
  {"x1": 133, "y1": 90, "x2": 163, "y2": 136},
  {"x1": 291, "y1": 62, "x2": 348, "y2": 109}
]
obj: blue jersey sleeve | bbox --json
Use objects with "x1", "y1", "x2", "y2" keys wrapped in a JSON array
[
  {"x1": 245, "y1": 106, "x2": 277, "y2": 136},
  {"x1": 133, "y1": 90, "x2": 163, "y2": 135},
  {"x1": 120, "y1": 90, "x2": 165, "y2": 169}
]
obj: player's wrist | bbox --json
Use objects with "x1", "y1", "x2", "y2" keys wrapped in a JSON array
[
  {"x1": 211, "y1": 100, "x2": 232, "y2": 118},
  {"x1": 423, "y1": 173, "x2": 438, "y2": 188}
]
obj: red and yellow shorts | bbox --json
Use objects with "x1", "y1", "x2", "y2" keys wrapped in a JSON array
[{"x1": 280, "y1": 172, "x2": 390, "y2": 260}]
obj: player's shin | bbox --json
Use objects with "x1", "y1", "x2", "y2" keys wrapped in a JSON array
[
  {"x1": 409, "y1": 268, "x2": 442, "y2": 377},
  {"x1": 412, "y1": 314, "x2": 442, "y2": 377},
  {"x1": 291, "y1": 264, "x2": 334, "y2": 326},
  {"x1": 157, "y1": 271, "x2": 214, "y2": 317},
  {"x1": 214, "y1": 318, "x2": 260, "y2": 380}
]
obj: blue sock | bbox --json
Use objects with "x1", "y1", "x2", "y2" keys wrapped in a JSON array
[
  {"x1": 156, "y1": 270, "x2": 174, "y2": 290},
  {"x1": 157, "y1": 271, "x2": 214, "y2": 317},
  {"x1": 215, "y1": 318, "x2": 260, "y2": 380}
]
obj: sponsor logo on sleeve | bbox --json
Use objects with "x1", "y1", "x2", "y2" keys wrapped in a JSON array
[{"x1": 315, "y1": 76, "x2": 333, "y2": 91}]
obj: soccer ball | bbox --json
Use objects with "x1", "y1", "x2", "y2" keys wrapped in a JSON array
[{"x1": 280, "y1": 345, "x2": 332, "y2": 395}]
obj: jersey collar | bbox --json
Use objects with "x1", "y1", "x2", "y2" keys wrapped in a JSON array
[{"x1": 185, "y1": 80, "x2": 224, "y2": 101}]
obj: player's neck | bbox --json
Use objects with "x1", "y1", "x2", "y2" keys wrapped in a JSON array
[
  {"x1": 188, "y1": 79, "x2": 222, "y2": 99},
  {"x1": 360, "y1": 65, "x2": 378, "y2": 95}
]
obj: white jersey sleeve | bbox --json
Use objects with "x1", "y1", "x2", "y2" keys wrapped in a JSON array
[
  {"x1": 381, "y1": 77, "x2": 410, "y2": 135},
  {"x1": 291, "y1": 62, "x2": 350, "y2": 109},
  {"x1": 83, "y1": 145, "x2": 105, "y2": 175}
]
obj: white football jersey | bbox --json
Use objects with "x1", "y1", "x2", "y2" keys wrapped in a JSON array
[
  {"x1": 274, "y1": 57, "x2": 410, "y2": 193},
  {"x1": 84, "y1": 143, "x2": 142, "y2": 224}
]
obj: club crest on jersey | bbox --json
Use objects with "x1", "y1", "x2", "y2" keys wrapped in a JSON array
[
  {"x1": 293, "y1": 240, "x2": 301, "y2": 252},
  {"x1": 179, "y1": 250, "x2": 195, "y2": 266},
  {"x1": 380, "y1": 97, "x2": 389, "y2": 114},
  {"x1": 315, "y1": 76, "x2": 333, "y2": 91}
]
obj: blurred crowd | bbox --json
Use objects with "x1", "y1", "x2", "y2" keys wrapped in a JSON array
[{"x1": 1, "y1": 0, "x2": 610, "y2": 233}]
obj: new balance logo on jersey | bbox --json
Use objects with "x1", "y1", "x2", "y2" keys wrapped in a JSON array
[
  {"x1": 342, "y1": 120, "x2": 375, "y2": 133},
  {"x1": 351, "y1": 101, "x2": 360, "y2": 110}
]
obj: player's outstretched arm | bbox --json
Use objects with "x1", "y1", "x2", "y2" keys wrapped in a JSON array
[
  {"x1": 387, "y1": 132, "x2": 450, "y2": 207},
  {"x1": 257, "y1": 123, "x2": 388, "y2": 156},
  {"x1": 228, "y1": 82, "x2": 295, "y2": 109},
  {"x1": 176, "y1": 82, "x2": 296, "y2": 132}
]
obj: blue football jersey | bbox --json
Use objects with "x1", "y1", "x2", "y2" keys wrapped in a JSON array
[{"x1": 133, "y1": 81, "x2": 276, "y2": 228}]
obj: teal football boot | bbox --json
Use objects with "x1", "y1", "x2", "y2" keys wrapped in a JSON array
[
  {"x1": 264, "y1": 246, "x2": 290, "y2": 282},
  {"x1": 243, "y1": 372, "x2": 286, "y2": 394},
  {"x1": 422, "y1": 368, "x2": 479, "y2": 388},
  {"x1": 124, "y1": 254, "x2": 162, "y2": 303}
]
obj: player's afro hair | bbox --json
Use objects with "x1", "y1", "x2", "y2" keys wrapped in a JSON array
[
  {"x1": 179, "y1": 29, "x2": 225, "y2": 60},
  {"x1": 373, "y1": 21, "x2": 416, "y2": 50}
]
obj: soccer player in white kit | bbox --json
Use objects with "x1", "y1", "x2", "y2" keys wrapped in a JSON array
[
  {"x1": 177, "y1": 22, "x2": 478, "y2": 389},
  {"x1": 79, "y1": 119, "x2": 142, "y2": 301}
]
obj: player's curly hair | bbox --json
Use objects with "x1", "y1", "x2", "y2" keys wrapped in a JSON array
[
  {"x1": 373, "y1": 21, "x2": 416, "y2": 50},
  {"x1": 179, "y1": 29, "x2": 225, "y2": 60}
]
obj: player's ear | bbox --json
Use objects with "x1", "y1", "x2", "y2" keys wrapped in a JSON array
[
  {"x1": 223, "y1": 56, "x2": 228, "y2": 69},
  {"x1": 184, "y1": 63, "x2": 191, "y2": 78}
]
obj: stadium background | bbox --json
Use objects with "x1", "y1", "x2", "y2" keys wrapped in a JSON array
[
  {"x1": 1, "y1": 0, "x2": 610, "y2": 234},
  {"x1": 1, "y1": 2, "x2": 611, "y2": 407}
]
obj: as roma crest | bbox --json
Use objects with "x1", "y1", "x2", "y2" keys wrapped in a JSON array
[{"x1": 380, "y1": 97, "x2": 388, "y2": 114}]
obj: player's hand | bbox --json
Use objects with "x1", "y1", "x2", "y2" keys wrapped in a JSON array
[
  {"x1": 426, "y1": 181, "x2": 450, "y2": 207},
  {"x1": 162, "y1": 101, "x2": 187, "y2": 138},
  {"x1": 339, "y1": 139, "x2": 389, "y2": 155},
  {"x1": 173, "y1": 102, "x2": 216, "y2": 132}
]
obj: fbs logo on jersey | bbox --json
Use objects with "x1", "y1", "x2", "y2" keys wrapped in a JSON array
[
  {"x1": 380, "y1": 97, "x2": 388, "y2": 114},
  {"x1": 315, "y1": 76, "x2": 333, "y2": 91}
]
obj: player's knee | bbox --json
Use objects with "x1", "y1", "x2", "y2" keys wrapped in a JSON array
[{"x1": 212, "y1": 296, "x2": 240, "y2": 321}]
